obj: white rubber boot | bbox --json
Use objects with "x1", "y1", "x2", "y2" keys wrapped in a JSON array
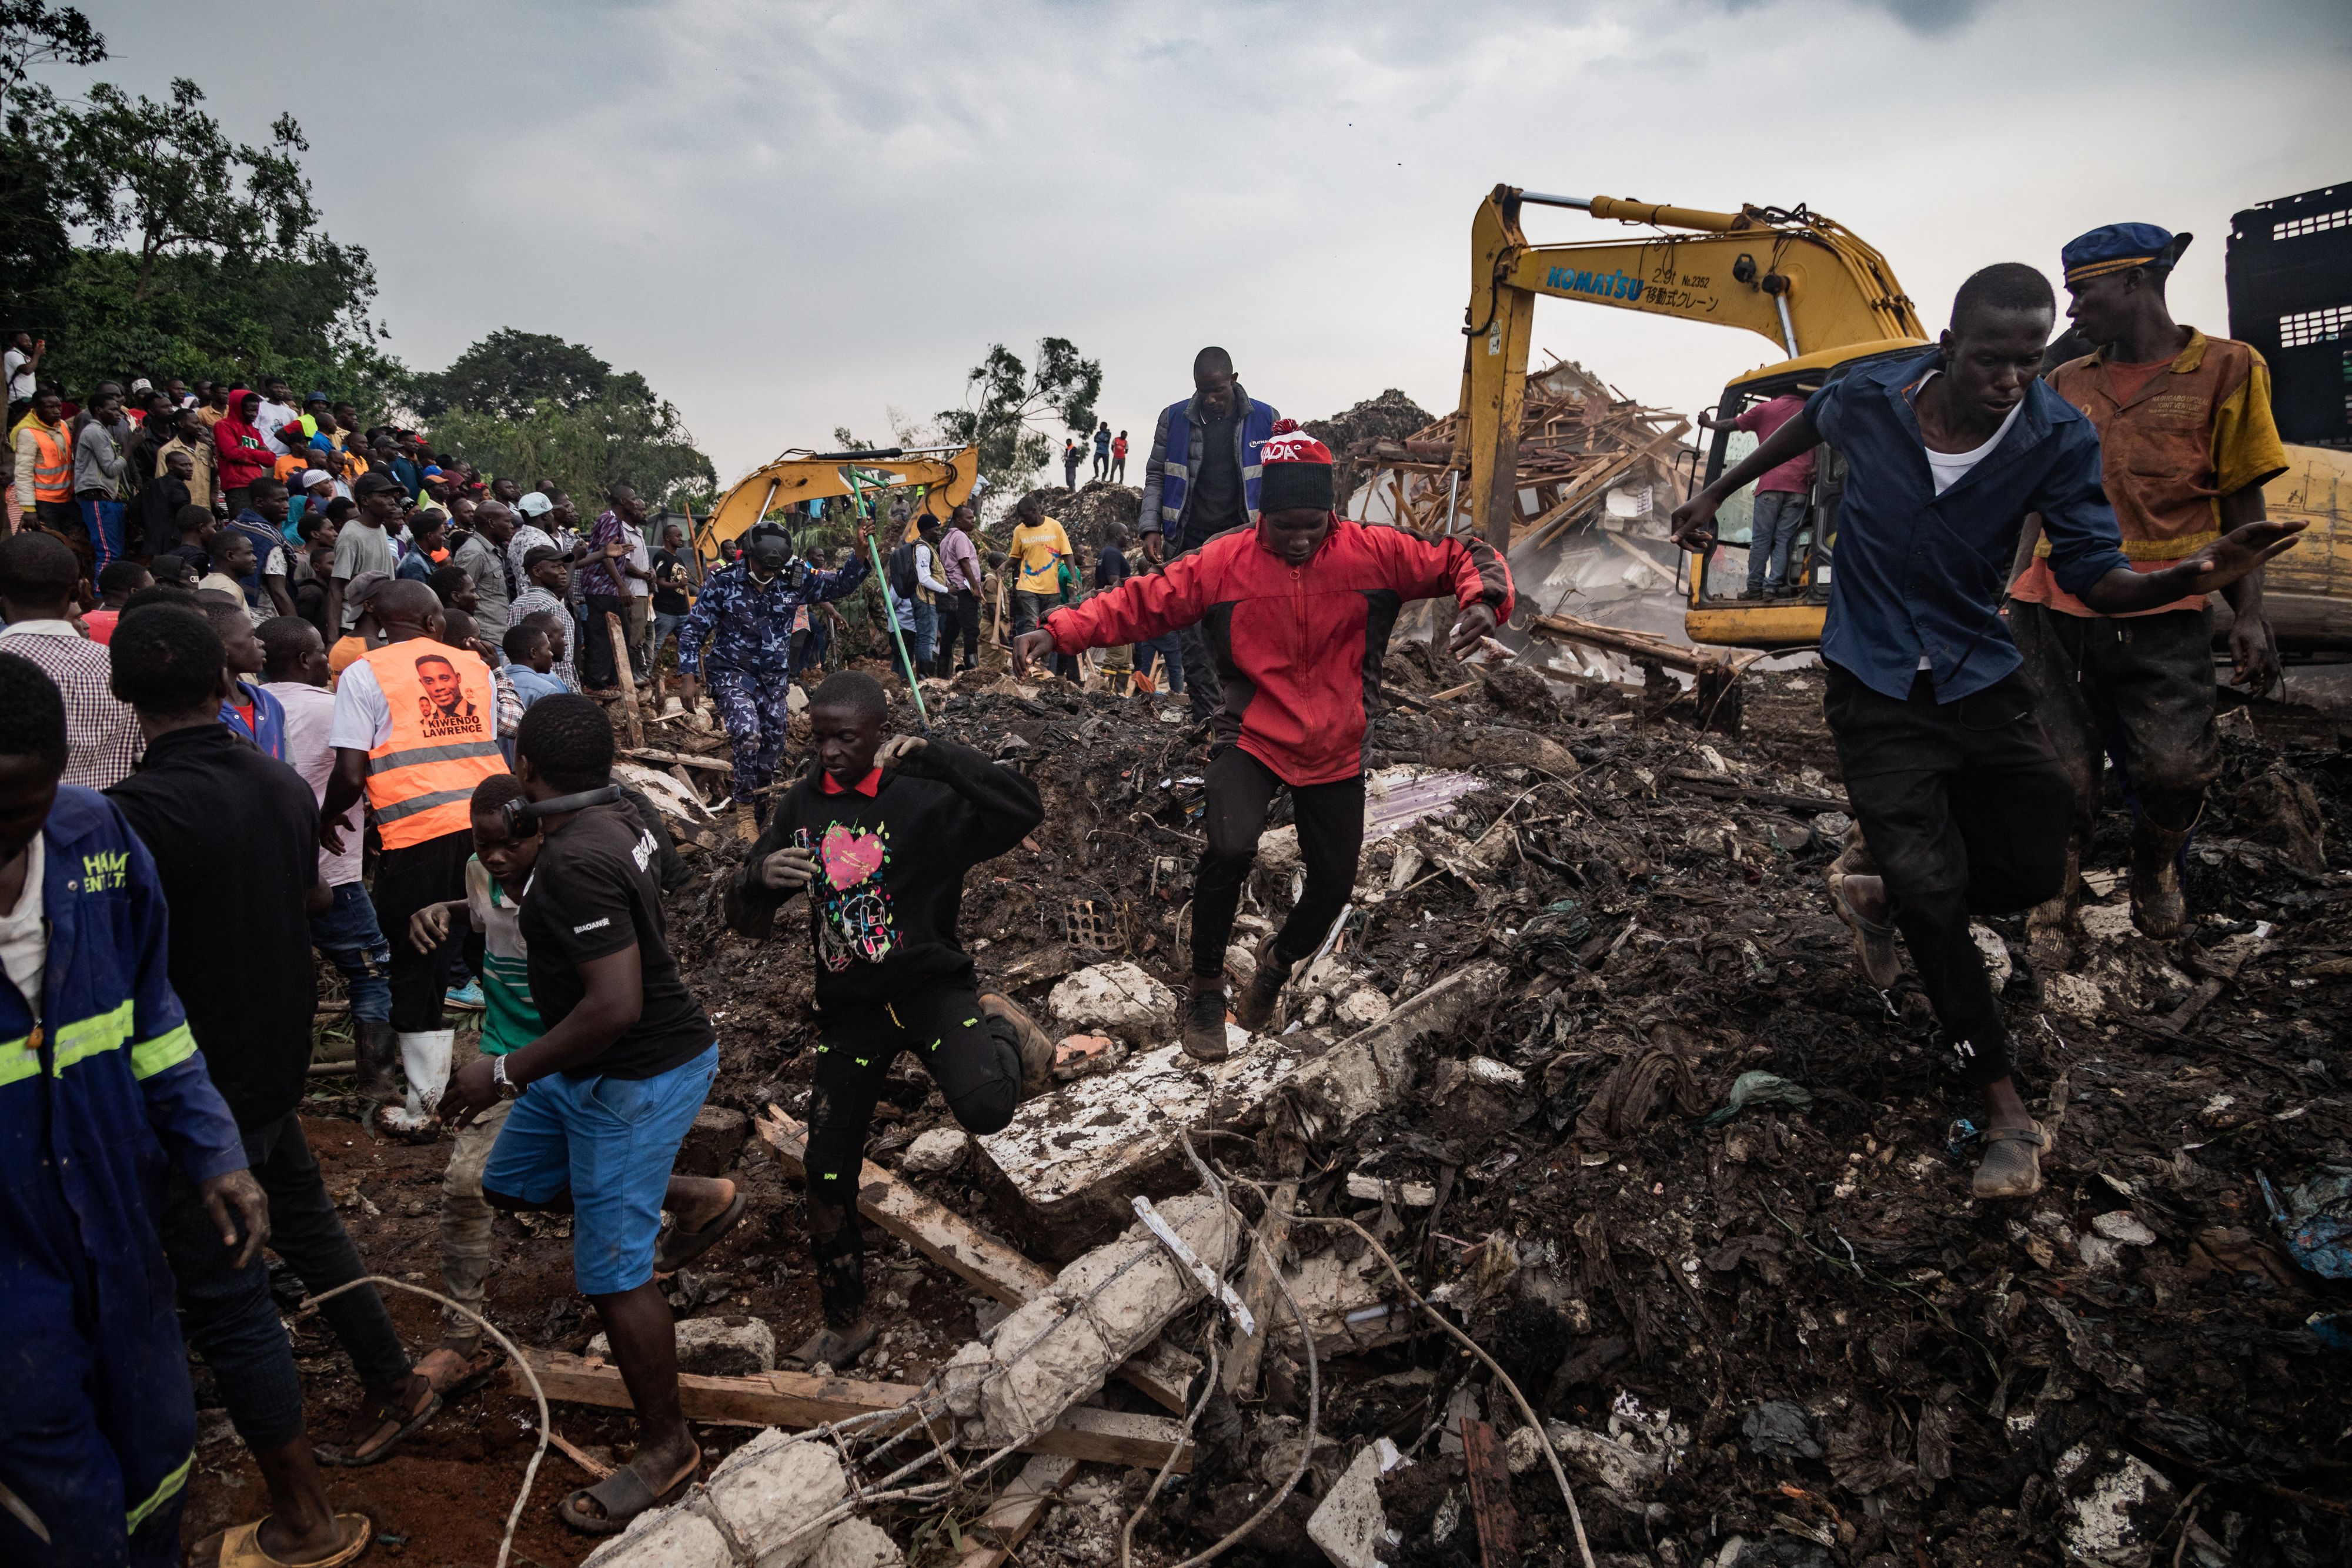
[{"x1": 377, "y1": 1028, "x2": 455, "y2": 1137}]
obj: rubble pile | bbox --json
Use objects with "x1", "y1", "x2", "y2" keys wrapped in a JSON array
[
  {"x1": 644, "y1": 651, "x2": 2352, "y2": 1567},
  {"x1": 242, "y1": 643, "x2": 2352, "y2": 1567},
  {"x1": 1306, "y1": 387, "x2": 1438, "y2": 506}
]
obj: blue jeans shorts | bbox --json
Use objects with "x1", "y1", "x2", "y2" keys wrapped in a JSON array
[{"x1": 481, "y1": 1041, "x2": 718, "y2": 1295}]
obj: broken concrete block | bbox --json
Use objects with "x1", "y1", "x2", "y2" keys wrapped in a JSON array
[
  {"x1": 1307, "y1": 1437, "x2": 1406, "y2": 1568},
  {"x1": 1281, "y1": 962, "x2": 1507, "y2": 1142},
  {"x1": 941, "y1": 1190, "x2": 1243, "y2": 1448},
  {"x1": 1334, "y1": 989, "x2": 1391, "y2": 1028},
  {"x1": 973, "y1": 1034, "x2": 1305, "y2": 1257},
  {"x1": 1278, "y1": 1248, "x2": 1410, "y2": 1356},
  {"x1": 900, "y1": 1128, "x2": 968, "y2": 1175},
  {"x1": 2092, "y1": 1211, "x2": 2156, "y2": 1246},
  {"x1": 1047, "y1": 961, "x2": 1174, "y2": 1035},
  {"x1": 807, "y1": 1517, "x2": 903, "y2": 1568},
  {"x1": 1969, "y1": 922, "x2": 2013, "y2": 991},
  {"x1": 587, "y1": 1316, "x2": 776, "y2": 1377},
  {"x1": 675, "y1": 1105, "x2": 750, "y2": 1178},
  {"x1": 2043, "y1": 971, "x2": 2103, "y2": 1018},
  {"x1": 2053, "y1": 1443, "x2": 2174, "y2": 1566},
  {"x1": 1344, "y1": 1172, "x2": 1436, "y2": 1207},
  {"x1": 583, "y1": 1427, "x2": 844, "y2": 1568}
]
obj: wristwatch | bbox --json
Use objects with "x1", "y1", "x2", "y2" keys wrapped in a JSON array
[{"x1": 492, "y1": 1055, "x2": 521, "y2": 1100}]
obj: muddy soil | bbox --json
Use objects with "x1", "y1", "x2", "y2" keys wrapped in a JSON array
[{"x1": 183, "y1": 648, "x2": 2352, "y2": 1567}]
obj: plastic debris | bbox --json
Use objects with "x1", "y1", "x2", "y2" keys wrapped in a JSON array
[
  {"x1": 2259, "y1": 1168, "x2": 2352, "y2": 1279},
  {"x1": 1702, "y1": 1071, "x2": 1816, "y2": 1128}
]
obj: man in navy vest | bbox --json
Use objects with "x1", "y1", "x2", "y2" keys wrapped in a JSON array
[{"x1": 1137, "y1": 347, "x2": 1277, "y2": 723}]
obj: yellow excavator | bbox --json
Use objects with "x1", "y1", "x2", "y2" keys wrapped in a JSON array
[
  {"x1": 693, "y1": 444, "x2": 982, "y2": 567},
  {"x1": 1456, "y1": 185, "x2": 2352, "y2": 657}
]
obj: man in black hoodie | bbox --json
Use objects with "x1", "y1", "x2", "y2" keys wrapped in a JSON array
[{"x1": 725, "y1": 671, "x2": 1051, "y2": 1366}]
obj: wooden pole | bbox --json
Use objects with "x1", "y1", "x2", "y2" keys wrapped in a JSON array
[{"x1": 604, "y1": 611, "x2": 644, "y2": 748}]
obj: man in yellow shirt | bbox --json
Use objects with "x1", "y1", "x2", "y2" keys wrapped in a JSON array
[
  {"x1": 1007, "y1": 493, "x2": 1071, "y2": 643},
  {"x1": 2010, "y1": 223, "x2": 2291, "y2": 957}
]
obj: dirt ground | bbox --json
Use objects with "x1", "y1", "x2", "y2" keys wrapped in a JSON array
[{"x1": 182, "y1": 634, "x2": 2352, "y2": 1567}]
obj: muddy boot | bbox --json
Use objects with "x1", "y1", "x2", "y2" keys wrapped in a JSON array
[
  {"x1": 1825, "y1": 867, "x2": 1901, "y2": 989},
  {"x1": 1232, "y1": 936, "x2": 1292, "y2": 1033},
  {"x1": 2025, "y1": 842, "x2": 2079, "y2": 972},
  {"x1": 790, "y1": 1223, "x2": 874, "y2": 1371},
  {"x1": 2129, "y1": 811, "x2": 2194, "y2": 940},
  {"x1": 980, "y1": 992, "x2": 1057, "y2": 1101},
  {"x1": 352, "y1": 1018, "x2": 400, "y2": 1103},
  {"x1": 733, "y1": 803, "x2": 759, "y2": 844},
  {"x1": 1181, "y1": 974, "x2": 1231, "y2": 1062}
]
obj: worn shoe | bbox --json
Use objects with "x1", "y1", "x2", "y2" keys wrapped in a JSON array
[
  {"x1": 1232, "y1": 937, "x2": 1292, "y2": 1033},
  {"x1": 1972, "y1": 1120, "x2": 2054, "y2": 1200},
  {"x1": 980, "y1": 992, "x2": 1058, "y2": 1100},
  {"x1": 352, "y1": 1018, "x2": 400, "y2": 1103},
  {"x1": 443, "y1": 979, "x2": 485, "y2": 1011},
  {"x1": 1825, "y1": 867, "x2": 1902, "y2": 989},
  {"x1": 2129, "y1": 813, "x2": 2193, "y2": 940},
  {"x1": 1181, "y1": 975, "x2": 1231, "y2": 1062}
]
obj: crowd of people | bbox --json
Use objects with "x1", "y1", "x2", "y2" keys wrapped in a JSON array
[{"x1": 0, "y1": 215, "x2": 2305, "y2": 1568}]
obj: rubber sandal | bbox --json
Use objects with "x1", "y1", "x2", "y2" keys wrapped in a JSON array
[
  {"x1": 1973, "y1": 1121, "x2": 2053, "y2": 1201},
  {"x1": 558, "y1": 1447, "x2": 700, "y2": 1536},
  {"x1": 203, "y1": 1512, "x2": 373, "y2": 1568},
  {"x1": 653, "y1": 1189, "x2": 748, "y2": 1275},
  {"x1": 313, "y1": 1380, "x2": 441, "y2": 1468},
  {"x1": 786, "y1": 1319, "x2": 877, "y2": 1372},
  {"x1": 1826, "y1": 865, "x2": 1902, "y2": 989}
]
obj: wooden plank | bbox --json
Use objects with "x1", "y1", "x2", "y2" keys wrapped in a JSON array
[
  {"x1": 624, "y1": 747, "x2": 735, "y2": 774},
  {"x1": 512, "y1": 1350, "x2": 1190, "y2": 1472},
  {"x1": 955, "y1": 1452, "x2": 1078, "y2": 1567},
  {"x1": 756, "y1": 1107, "x2": 1052, "y2": 1304},
  {"x1": 605, "y1": 611, "x2": 644, "y2": 749},
  {"x1": 1460, "y1": 1416, "x2": 1519, "y2": 1565},
  {"x1": 1220, "y1": 1172, "x2": 1299, "y2": 1398},
  {"x1": 754, "y1": 1107, "x2": 1197, "y2": 1416}
]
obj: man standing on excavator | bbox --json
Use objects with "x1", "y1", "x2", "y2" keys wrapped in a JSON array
[
  {"x1": 1136, "y1": 347, "x2": 1279, "y2": 724},
  {"x1": 2007, "y1": 223, "x2": 2290, "y2": 964},
  {"x1": 1670, "y1": 263, "x2": 2302, "y2": 1202}
]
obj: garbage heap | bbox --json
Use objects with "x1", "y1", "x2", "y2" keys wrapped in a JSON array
[{"x1": 607, "y1": 644, "x2": 2352, "y2": 1568}]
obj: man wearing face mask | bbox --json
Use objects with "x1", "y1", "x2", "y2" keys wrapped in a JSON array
[
  {"x1": 1017, "y1": 424, "x2": 1512, "y2": 1061},
  {"x1": 677, "y1": 517, "x2": 876, "y2": 829}
]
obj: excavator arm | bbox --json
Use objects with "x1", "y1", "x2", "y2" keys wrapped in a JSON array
[
  {"x1": 696, "y1": 444, "x2": 981, "y2": 566},
  {"x1": 1458, "y1": 185, "x2": 1925, "y2": 546}
]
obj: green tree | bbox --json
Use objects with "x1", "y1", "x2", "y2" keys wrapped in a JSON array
[
  {"x1": 936, "y1": 337, "x2": 1100, "y2": 514},
  {"x1": 1, "y1": 8, "x2": 384, "y2": 400},
  {"x1": 423, "y1": 332, "x2": 716, "y2": 512},
  {"x1": 411, "y1": 329, "x2": 614, "y2": 420}
]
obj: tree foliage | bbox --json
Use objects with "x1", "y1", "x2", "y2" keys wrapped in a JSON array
[
  {"x1": 1, "y1": 6, "x2": 382, "y2": 400},
  {"x1": 411, "y1": 329, "x2": 617, "y2": 420},
  {"x1": 936, "y1": 337, "x2": 1101, "y2": 512},
  {"x1": 423, "y1": 333, "x2": 717, "y2": 513}
]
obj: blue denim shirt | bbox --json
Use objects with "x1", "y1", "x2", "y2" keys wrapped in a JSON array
[
  {"x1": 1808, "y1": 350, "x2": 2130, "y2": 703},
  {"x1": 676, "y1": 555, "x2": 870, "y2": 677}
]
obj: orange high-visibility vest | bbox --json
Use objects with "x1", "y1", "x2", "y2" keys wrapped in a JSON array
[
  {"x1": 359, "y1": 641, "x2": 505, "y2": 849},
  {"x1": 25, "y1": 419, "x2": 72, "y2": 503}
]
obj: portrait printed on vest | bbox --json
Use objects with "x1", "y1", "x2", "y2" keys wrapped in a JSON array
[{"x1": 415, "y1": 653, "x2": 483, "y2": 734}]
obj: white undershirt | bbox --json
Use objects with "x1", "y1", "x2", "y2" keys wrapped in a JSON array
[
  {"x1": 0, "y1": 834, "x2": 46, "y2": 1009},
  {"x1": 1915, "y1": 375, "x2": 2024, "y2": 668}
]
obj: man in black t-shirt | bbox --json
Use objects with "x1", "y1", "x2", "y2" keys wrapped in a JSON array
[
  {"x1": 437, "y1": 695, "x2": 742, "y2": 1537},
  {"x1": 648, "y1": 521, "x2": 692, "y2": 670}
]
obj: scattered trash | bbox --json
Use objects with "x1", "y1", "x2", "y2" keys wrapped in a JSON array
[
  {"x1": 1742, "y1": 1400, "x2": 1825, "y2": 1461},
  {"x1": 1701, "y1": 1071, "x2": 1816, "y2": 1128},
  {"x1": 2259, "y1": 1168, "x2": 2352, "y2": 1278}
]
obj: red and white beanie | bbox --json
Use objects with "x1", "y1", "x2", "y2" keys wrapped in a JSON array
[{"x1": 1258, "y1": 419, "x2": 1335, "y2": 511}]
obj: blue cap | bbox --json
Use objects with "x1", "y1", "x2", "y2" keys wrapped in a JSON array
[
  {"x1": 305, "y1": 389, "x2": 330, "y2": 404},
  {"x1": 2062, "y1": 223, "x2": 2177, "y2": 286}
]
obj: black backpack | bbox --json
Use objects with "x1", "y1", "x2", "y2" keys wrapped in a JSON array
[{"x1": 886, "y1": 538, "x2": 920, "y2": 599}]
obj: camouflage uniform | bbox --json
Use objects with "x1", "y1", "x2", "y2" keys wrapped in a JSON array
[{"x1": 679, "y1": 554, "x2": 870, "y2": 811}]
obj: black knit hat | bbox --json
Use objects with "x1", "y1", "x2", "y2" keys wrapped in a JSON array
[{"x1": 1257, "y1": 420, "x2": 1334, "y2": 512}]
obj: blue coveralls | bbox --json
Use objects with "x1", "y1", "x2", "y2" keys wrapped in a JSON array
[
  {"x1": 677, "y1": 554, "x2": 871, "y2": 811},
  {"x1": 1, "y1": 787, "x2": 247, "y2": 1568}
]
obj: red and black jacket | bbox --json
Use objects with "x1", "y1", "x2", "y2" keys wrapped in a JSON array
[{"x1": 1043, "y1": 517, "x2": 1514, "y2": 786}]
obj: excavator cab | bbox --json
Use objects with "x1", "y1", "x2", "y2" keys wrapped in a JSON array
[{"x1": 1681, "y1": 340, "x2": 1927, "y2": 651}]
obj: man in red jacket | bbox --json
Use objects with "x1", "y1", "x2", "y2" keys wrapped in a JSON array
[{"x1": 1017, "y1": 423, "x2": 1513, "y2": 1059}]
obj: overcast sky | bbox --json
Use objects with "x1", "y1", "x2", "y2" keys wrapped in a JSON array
[{"x1": 54, "y1": 0, "x2": 2352, "y2": 489}]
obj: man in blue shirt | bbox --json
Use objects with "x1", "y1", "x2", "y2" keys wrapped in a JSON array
[{"x1": 1672, "y1": 263, "x2": 2300, "y2": 1201}]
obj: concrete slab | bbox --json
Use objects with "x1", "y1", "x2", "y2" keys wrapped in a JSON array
[{"x1": 973, "y1": 962, "x2": 1506, "y2": 1259}]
